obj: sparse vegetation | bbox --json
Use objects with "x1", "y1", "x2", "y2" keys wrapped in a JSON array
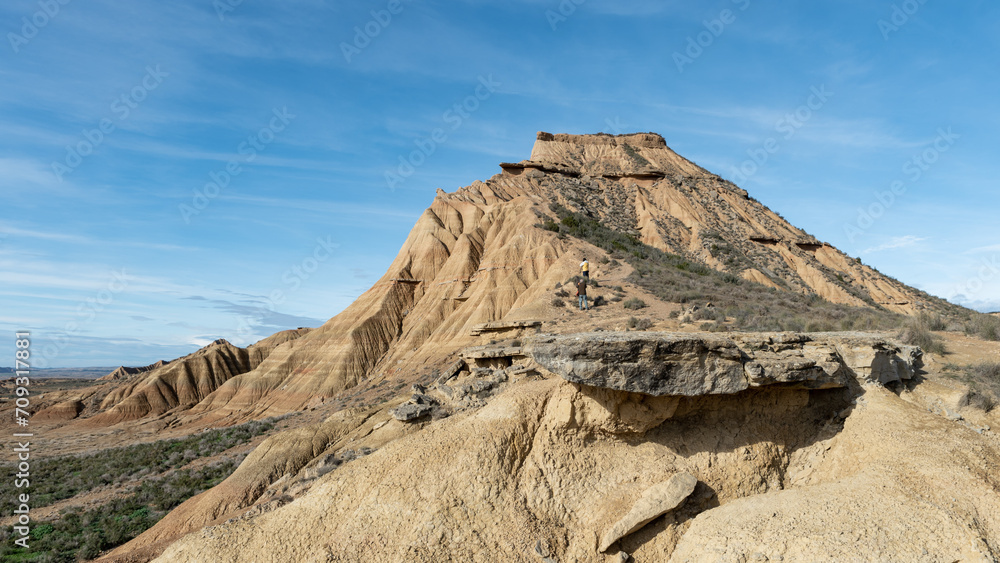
[
  {"x1": 550, "y1": 205, "x2": 907, "y2": 333},
  {"x1": 898, "y1": 313, "x2": 948, "y2": 355},
  {"x1": 1, "y1": 419, "x2": 276, "y2": 510},
  {"x1": 943, "y1": 362, "x2": 1000, "y2": 412},
  {"x1": 0, "y1": 420, "x2": 280, "y2": 563},
  {"x1": 0, "y1": 457, "x2": 244, "y2": 562},
  {"x1": 552, "y1": 298, "x2": 565, "y2": 308},
  {"x1": 623, "y1": 298, "x2": 647, "y2": 310},
  {"x1": 965, "y1": 313, "x2": 1000, "y2": 341},
  {"x1": 621, "y1": 143, "x2": 652, "y2": 167},
  {"x1": 627, "y1": 317, "x2": 653, "y2": 330}
]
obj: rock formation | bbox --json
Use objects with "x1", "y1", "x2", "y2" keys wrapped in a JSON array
[
  {"x1": 22, "y1": 132, "x2": 998, "y2": 562},
  {"x1": 84, "y1": 329, "x2": 311, "y2": 424},
  {"x1": 68, "y1": 132, "x2": 958, "y2": 427},
  {"x1": 135, "y1": 331, "x2": 1000, "y2": 562},
  {"x1": 97, "y1": 360, "x2": 170, "y2": 382}
]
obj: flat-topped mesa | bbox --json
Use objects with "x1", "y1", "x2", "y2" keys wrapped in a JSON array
[
  {"x1": 501, "y1": 131, "x2": 709, "y2": 179},
  {"x1": 535, "y1": 131, "x2": 667, "y2": 148}
]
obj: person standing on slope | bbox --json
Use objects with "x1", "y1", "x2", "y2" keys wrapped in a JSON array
[
  {"x1": 576, "y1": 277, "x2": 589, "y2": 311},
  {"x1": 580, "y1": 257, "x2": 590, "y2": 280}
]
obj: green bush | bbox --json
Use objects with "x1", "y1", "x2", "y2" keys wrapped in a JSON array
[{"x1": 560, "y1": 215, "x2": 579, "y2": 229}]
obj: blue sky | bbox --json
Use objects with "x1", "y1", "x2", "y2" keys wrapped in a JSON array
[{"x1": 1, "y1": 0, "x2": 998, "y2": 367}]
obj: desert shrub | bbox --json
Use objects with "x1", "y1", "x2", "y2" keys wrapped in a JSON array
[
  {"x1": 971, "y1": 362, "x2": 1000, "y2": 380},
  {"x1": 551, "y1": 298, "x2": 565, "y2": 308},
  {"x1": 969, "y1": 393, "x2": 997, "y2": 412},
  {"x1": 691, "y1": 307, "x2": 723, "y2": 322},
  {"x1": 805, "y1": 319, "x2": 836, "y2": 332},
  {"x1": 542, "y1": 220, "x2": 559, "y2": 232},
  {"x1": 610, "y1": 295, "x2": 623, "y2": 302},
  {"x1": 720, "y1": 273, "x2": 741, "y2": 285},
  {"x1": 916, "y1": 312, "x2": 948, "y2": 331},
  {"x1": 623, "y1": 298, "x2": 647, "y2": 310},
  {"x1": 627, "y1": 317, "x2": 653, "y2": 330},
  {"x1": 592, "y1": 295, "x2": 606, "y2": 307},
  {"x1": 898, "y1": 321, "x2": 947, "y2": 355},
  {"x1": 945, "y1": 362, "x2": 1000, "y2": 412},
  {"x1": 555, "y1": 289, "x2": 569, "y2": 298},
  {"x1": 965, "y1": 314, "x2": 1000, "y2": 341}
]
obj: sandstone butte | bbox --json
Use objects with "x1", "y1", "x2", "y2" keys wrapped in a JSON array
[{"x1": 4, "y1": 132, "x2": 999, "y2": 562}]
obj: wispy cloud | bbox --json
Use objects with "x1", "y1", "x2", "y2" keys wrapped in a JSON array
[
  {"x1": 182, "y1": 295, "x2": 324, "y2": 340},
  {"x1": 863, "y1": 235, "x2": 926, "y2": 254},
  {"x1": 963, "y1": 244, "x2": 1000, "y2": 255},
  {"x1": 0, "y1": 224, "x2": 202, "y2": 251}
]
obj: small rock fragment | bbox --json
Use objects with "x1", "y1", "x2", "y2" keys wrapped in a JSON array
[
  {"x1": 390, "y1": 403, "x2": 433, "y2": 421},
  {"x1": 412, "y1": 393, "x2": 438, "y2": 405}
]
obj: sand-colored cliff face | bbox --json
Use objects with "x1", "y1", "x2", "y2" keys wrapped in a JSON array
[
  {"x1": 520, "y1": 132, "x2": 933, "y2": 313},
  {"x1": 81, "y1": 329, "x2": 311, "y2": 424},
  {"x1": 54, "y1": 132, "x2": 951, "y2": 427},
  {"x1": 182, "y1": 132, "x2": 946, "y2": 419},
  {"x1": 147, "y1": 334, "x2": 1000, "y2": 562},
  {"x1": 71, "y1": 133, "x2": 1000, "y2": 563}
]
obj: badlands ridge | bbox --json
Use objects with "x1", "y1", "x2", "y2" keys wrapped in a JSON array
[{"x1": 7, "y1": 132, "x2": 999, "y2": 562}]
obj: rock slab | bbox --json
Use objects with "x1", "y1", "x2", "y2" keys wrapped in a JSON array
[
  {"x1": 529, "y1": 332, "x2": 924, "y2": 397},
  {"x1": 527, "y1": 333, "x2": 746, "y2": 396},
  {"x1": 599, "y1": 472, "x2": 698, "y2": 552}
]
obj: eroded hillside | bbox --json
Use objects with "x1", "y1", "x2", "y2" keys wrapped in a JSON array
[
  {"x1": 5, "y1": 132, "x2": 999, "y2": 562},
  {"x1": 23, "y1": 132, "x2": 964, "y2": 431}
]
